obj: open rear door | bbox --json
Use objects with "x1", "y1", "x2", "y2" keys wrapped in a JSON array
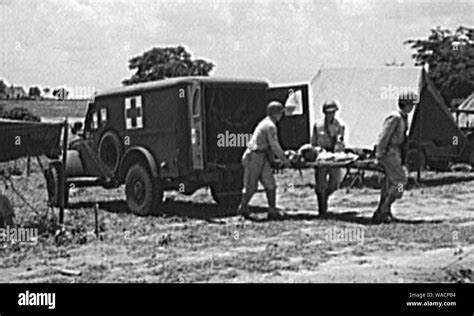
[{"x1": 267, "y1": 84, "x2": 310, "y2": 150}]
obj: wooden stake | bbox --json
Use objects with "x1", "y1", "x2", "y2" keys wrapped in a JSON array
[
  {"x1": 94, "y1": 203, "x2": 99, "y2": 239},
  {"x1": 26, "y1": 156, "x2": 31, "y2": 177},
  {"x1": 59, "y1": 118, "x2": 68, "y2": 225}
]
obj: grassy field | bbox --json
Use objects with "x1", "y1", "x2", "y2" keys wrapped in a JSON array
[
  {"x1": 0, "y1": 99, "x2": 88, "y2": 119},
  {"x1": 0, "y1": 160, "x2": 473, "y2": 283}
]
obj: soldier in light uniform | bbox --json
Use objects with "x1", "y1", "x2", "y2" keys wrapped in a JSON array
[
  {"x1": 237, "y1": 101, "x2": 291, "y2": 220},
  {"x1": 372, "y1": 92, "x2": 417, "y2": 224},
  {"x1": 311, "y1": 101, "x2": 345, "y2": 217}
]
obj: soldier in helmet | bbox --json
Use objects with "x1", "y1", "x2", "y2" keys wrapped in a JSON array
[
  {"x1": 237, "y1": 101, "x2": 291, "y2": 220},
  {"x1": 372, "y1": 91, "x2": 417, "y2": 224},
  {"x1": 311, "y1": 101, "x2": 345, "y2": 217}
]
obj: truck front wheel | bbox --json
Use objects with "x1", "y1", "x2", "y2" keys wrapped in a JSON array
[{"x1": 125, "y1": 164, "x2": 162, "y2": 216}]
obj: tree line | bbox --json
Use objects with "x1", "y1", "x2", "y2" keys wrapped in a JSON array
[{"x1": 0, "y1": 80, "x2": 69, "y2": 100}]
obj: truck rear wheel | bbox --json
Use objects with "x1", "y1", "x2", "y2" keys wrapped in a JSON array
[
  {"x1": 125, "y1": 164, "x2": 162, "y2": 216},
  {"x1": 210, "y1": 170, "x2": 243, "y2": 209}
]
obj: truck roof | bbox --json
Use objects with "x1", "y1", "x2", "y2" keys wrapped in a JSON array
[{"x1": 95, "y1": 76, "x2": 269, "y2": 99}]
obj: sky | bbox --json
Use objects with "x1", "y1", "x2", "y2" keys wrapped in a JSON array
[{"x1": 1, "y1": 0, "x2": 472, "y2": 97}]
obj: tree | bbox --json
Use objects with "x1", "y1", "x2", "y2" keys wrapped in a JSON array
[
  {"x1": 52, "y1": 87, "x2": 69, "y2": 100},
  {"x1": 43, "y1": 87, "x2": 50, "y2": 96},
  {"x1": 122, "y1": 46, "x2": 215, "y2": 85},
  {"x1": 28, "y1": 86, "x2": 41, "y2": 99},
  {"x1": 405, "y1": 26, "x2": 474, "y2": 108}
]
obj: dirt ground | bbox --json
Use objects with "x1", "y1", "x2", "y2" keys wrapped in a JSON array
[{"x1": 1, "y1": 163, "x2": 473, "y2": 283}]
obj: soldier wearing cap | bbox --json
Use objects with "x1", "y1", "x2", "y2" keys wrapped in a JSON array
[
  {"x1": 311, "y1": 101, "x2": 345, "y2": 217},
  {"x1": 372, "y1": 91, "x2": 417, "y2": 224},
  {"x1": 237, "y1": 101, "x2": 291, "y2": 220}
]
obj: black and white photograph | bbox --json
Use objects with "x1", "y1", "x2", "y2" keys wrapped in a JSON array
[{"x1": 0, "y1": 0, "x2": 473, "y2": 314}]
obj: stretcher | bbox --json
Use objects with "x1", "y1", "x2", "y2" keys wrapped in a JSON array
[
  {"x1": 275, "y1": 157, "x2": 385, "y2": 190},
  {"x1": 277, "y1": 158, "x2": 385, "y2": 173}
]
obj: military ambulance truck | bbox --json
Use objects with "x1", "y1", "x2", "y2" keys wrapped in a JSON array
[{"x1": 45, "y1": 77, "x2": 309, "y2": 215}]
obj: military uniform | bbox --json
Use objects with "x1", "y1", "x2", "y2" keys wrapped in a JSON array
[
  {"x1": 311, "y1": 118, "x2": 345, "y2": 215},
  {"x1": 374, "y1": 110, "x2": 409, "y2": 217},
  {"x1": 241, "y1": 116, "x2": 286, "y2": 196},
  {"x1": 238, "y1": 101, "x2": 290, "y2": 220}
]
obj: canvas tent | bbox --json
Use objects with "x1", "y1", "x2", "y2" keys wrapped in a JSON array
[
  {"x1": 309, "y1": 66, "x2": 473, "y2": 168},
  {"x1": 409, "y1": 70, "x2": 474, "y2": 168},
  {"x1": 310, "y1": 66, "x2": 421, "y2": 149}
]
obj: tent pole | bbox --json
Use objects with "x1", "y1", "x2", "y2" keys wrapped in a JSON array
[
  {"x1": 59, "y1": 118, "x2": 68, "y2": 225},
  {"x1": 416, "y1": 70, "x2": 424, "y2": 184},
  {"x1": 417, "y1": 127, "x2": 421, "y2": 183},
  {"x1": 417, "y1": 84, "x2": 421, "y2": 183}
]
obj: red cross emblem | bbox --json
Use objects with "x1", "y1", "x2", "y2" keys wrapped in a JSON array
[{"x1": 125, "y1": 96, "x2": 143, "y2": 129}]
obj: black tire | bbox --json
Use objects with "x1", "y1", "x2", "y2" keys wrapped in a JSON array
[
  {"x1": 210, "y1": 170, "x2": 243, "y2": 209},
  {"x1": 125, "y1": 164, "x2": 162, "y2": 216},
  {"x1": 98, "y1": 131, "x2": 123, "y2": 175},
  {"x1": 45, "y1": 163, "x2": 69, "y2": 207}
]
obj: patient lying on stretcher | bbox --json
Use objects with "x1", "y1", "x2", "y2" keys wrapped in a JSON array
[{"x1": 281, "y1": 143, "x2": 359, "y2": 168}]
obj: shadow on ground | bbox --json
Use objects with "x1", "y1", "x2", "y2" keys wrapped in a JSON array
[
  {"x1": 298, "y1": 211, "x2": 444, "y2": 226},
  {"x1": 415, "y1": 174, "x2": 474, "y2": 187},
  {"x1": 67, "y1": 199, "x2": 446, "y2": 225},
  {"x1": 293, "y1": 173, "x2": 474, "y2": 191},
  {"x1": 67, "y1": 199, "x2": 268, "y2": 220}
]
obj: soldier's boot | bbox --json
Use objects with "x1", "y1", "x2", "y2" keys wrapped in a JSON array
[
  {"x1": 374, "y1": 193, "x2": 386, "y2": 215},
  {"x1": 316, "y1": 192, "x2": 328, "y2": 218},
  {"x1": 325, "y1": 187, "x2": 337, "y2": 214},
  {"x1": 372, "y1": 195, "x2": 396, "y2": 224},
  {"x1": 384, "y1": 195, "x2": 398, "y2": 221},
  {"x1": 237, "y1": 192, "x2": 253, "y2": 219},
  {"x1": 373, "y1": 179, "x2": 389, "y2": 220},
  {"x1": 265, "y1": 189, "x2": 285, "y2": 219}
]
